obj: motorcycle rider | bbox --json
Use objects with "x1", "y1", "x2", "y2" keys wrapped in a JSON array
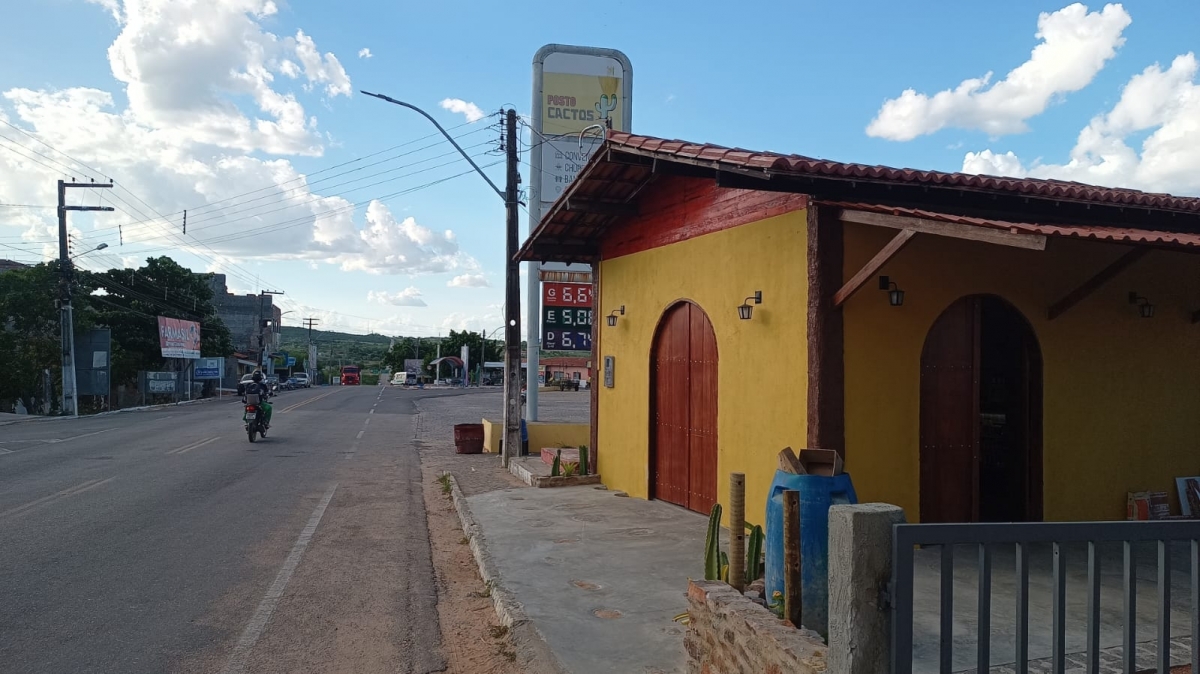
[{"x1": 242, "y1": 370, "x2": 273, "y2": 431}]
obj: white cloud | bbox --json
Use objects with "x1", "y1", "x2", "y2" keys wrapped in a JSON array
[
  {"x1": 867, "y1": 3, "x2": 1131, "y2": 141},
  {"x1": 103, "y1": 0, "x2": 349, "y2": 156},
  {"x1": 358, "y1": 47, "x2": 372, "y2": 59},
  {"x1": 0, "y1": 1, "x2": 485, "y2": 277},
  {"x1": 439, "y1": 98, "x2": 486, "y2": 123},
  {"x1": 368, "y1": 287, "x2": 427, "y2": 307},
  {"x1": 448, "y1": 273, "x2": 490, "y2": 288},
  {"x1": 960, "y1": 53, "x2": 1200, "y2": 196}
]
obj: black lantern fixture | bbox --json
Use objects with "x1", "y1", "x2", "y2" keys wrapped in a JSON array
[
  {"x1": 737, "y1": 291, "x2": 763, "y2": 320},
  {"x1": 1129, "y1": 291, "x2": 1155, "y2": 318},
  {"x1": 879, "y1": 275, "x2": 904, "y2": 307},
  {"x1": 606, "y1": 305, "x2": 625, "y2": 327}
]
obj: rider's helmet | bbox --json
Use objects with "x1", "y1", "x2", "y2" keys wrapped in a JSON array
[{"x1": 252, "y1": 371, "x2": 263, "y2": 382}]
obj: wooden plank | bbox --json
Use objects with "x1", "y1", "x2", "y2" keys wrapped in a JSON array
[
  {"x1": 564, "y1": 198, "x2": 638, "y2": 216},
  {"x1": 783, "y1": 489, "x2": 803, "y2": 627},
  {"x1": 807, "y1": 205, "x2": 846, "y2": 456},
  {"x1": 833, "y1": 228, "x2": 917, "y2": 306},
  {"x1": 840, "y1": 209, "x2": 1046, "y2": 251},
  {"x1": 589, "y1": 262, "x2": 600, "y2": 475},
  {"x1": 1047, "y1": 247, "x2": 1150, "y2": 320}
]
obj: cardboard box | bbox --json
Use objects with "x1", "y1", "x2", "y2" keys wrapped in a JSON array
[{"x1": 798, "y1": 448, "x2": 843, "y2": 477}]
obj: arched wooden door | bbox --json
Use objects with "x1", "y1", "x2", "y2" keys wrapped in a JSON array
[
  {"x1": 651, "y1": 302, "x2": 718, "y2": 513},
  {"x1": 920, "y1": 295, "x2": 1043, "y2": 523}
]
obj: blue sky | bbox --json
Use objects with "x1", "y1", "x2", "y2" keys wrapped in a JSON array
[{"x1": 1, "y1": 1, "x2": 1198, "y2": 336}]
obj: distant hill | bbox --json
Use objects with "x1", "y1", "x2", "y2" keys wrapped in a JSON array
[{"x1": 280, "y1": 326, "x2": 391, "y2": 344}]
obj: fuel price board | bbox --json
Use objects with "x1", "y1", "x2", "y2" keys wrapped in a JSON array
[{"x1": 542, "y1": 282, "x2": 593, "y2": 352}]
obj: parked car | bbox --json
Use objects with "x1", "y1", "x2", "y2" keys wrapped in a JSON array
[
  {"x1": 284, "y1": 377, "x2": 299, "y2": 390},
  {"x1": 292, "y1": 372, "x2": 310, "y2": 388}
]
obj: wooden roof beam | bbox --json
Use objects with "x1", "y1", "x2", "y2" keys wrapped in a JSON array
[
  {"x1": 840, "y1": 209, "x2": 1047, "y2": 251},
  {"x1": 833, "y1": 229, "x2": 917, "y2": 306},
  {"x1": 1047, "y1": 247, "x2": 1150, "y2": 320},
  {"x1": 564, "y1": 198, "x2": 638, "y2": 216}
]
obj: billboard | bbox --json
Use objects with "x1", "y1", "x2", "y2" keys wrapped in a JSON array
[
  {"x1": 403, "y1": 358, "x2": 424, "y2": 375},
  {"x1": 157, "y1": 317, "x2": 201, "y2": 359}
]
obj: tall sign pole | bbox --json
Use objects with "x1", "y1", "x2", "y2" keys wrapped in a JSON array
[
  {"x1": 58, "y1": 179, "x2": 114, "y2": 416},
  {"x1": 502, "y1": 108, "x2": 522, "y2": 467},
  {"x1": 526, "y1": 45, "x2": 632, "y2": 422}
]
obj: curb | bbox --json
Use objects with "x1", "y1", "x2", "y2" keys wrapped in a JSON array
[
  {"x1": 0, "y1": 395, "x2": 231, "y2": 427},
  {"x1": 445, "y1": 472, "x2": 570, "y2": 674}
]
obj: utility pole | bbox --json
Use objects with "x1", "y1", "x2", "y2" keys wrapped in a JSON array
[
  {"x1": 58, "y1": 179, "x2": 113, "y2": 416},
  {"x1": 303, "y1": 317, "x2": 319, "y2": 380},
  {"x1": 502, "y1": 108, "x2": 522, "y2": 467},
  {"x1": 256, "y1": 289, "x2": 284, "y2": 371}
]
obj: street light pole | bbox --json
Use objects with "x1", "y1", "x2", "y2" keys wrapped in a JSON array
[{"x1": 362, "y1": 91, "x2": 522, "y2": 468}]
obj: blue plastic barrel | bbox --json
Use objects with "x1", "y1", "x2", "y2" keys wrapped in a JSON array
[{"x1": 763, "y1": 470, "x2": 857, "y2": 639}]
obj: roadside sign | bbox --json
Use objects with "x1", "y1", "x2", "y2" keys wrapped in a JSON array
[
  {"x1": 194, "y1": 357, "x2": 223, "y2": 380},
  {"x1": 287, "y1": 356, "x2": 296, "y2": 367}
]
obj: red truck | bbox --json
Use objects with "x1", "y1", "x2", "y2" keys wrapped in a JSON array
[{"x1": 340, "y1": 365, "x2": 361, "y2": 385}]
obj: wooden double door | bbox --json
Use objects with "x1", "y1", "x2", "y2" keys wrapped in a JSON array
[
  {"x1": 651, "y1": 302, "x2": 718, "y2": 514},
  {"x1": 920, "y1": 295, "x2": 1044, "y2": 523}
]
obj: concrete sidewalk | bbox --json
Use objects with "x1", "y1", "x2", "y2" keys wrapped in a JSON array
[{"x1": 462, "y1": 485, "x2": 707, "y2": 674}]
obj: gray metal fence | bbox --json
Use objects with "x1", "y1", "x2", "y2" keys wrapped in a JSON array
[{"x1": 890, "y1": 520, "x2": 1200, "y2": 674}]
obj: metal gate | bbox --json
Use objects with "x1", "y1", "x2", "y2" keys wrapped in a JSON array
[{"x1": 890, "y1": 520, "x2": 1200, "y2": 674}]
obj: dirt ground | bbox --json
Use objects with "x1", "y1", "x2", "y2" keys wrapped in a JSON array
[{"x1": 420, "y1": 462, "x2": 522, "y2": 674}]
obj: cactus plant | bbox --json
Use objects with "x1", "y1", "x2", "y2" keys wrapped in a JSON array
[
  {"x1": 551, "y1": 449, "x2": 562, "y2": 477},
  {"x1": 704, "y1": 503, "x2": 723, "y2": 580},
  {"x1": 578, "y1": 445, "x2": 589, "y2": 476},
  {"x1": 745, "y1": 524, "x2": 765, "y2": 585}
]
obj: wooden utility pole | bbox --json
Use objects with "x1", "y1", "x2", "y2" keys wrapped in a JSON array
[
  {"x1": 783, "y1": 489, "x2": 803, "y2": 627},
  {"x1": 58, "y1": 179, "x2": 113, "y2": 416},
  {"x1": 502, "y1": 108, "x2": 522, "y2": 467}
]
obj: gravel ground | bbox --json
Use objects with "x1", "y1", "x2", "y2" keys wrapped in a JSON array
[{"x1": 415, "y1": 388, "x2": 590, "y2": 496}]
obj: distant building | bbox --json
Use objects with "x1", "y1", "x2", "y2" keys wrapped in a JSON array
[
  {"x1": 540, "y1": 356, "x2": 590, "y2": 383},
  {"x1": 0, "y1": 259, "x2": 29, "y2": 274},
  {"x1": 205, "y1": 273, "x2": 281, "y2": 362}
]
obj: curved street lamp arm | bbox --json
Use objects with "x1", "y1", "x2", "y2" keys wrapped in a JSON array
[{"x1": 361, "y1": 91, "x2": 505, "y2": 200}]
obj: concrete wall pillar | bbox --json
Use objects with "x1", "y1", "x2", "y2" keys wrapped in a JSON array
[{"x1": 827, "y1": 503, "x2": 905, "y2": 674}]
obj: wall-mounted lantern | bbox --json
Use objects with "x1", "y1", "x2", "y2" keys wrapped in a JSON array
[
  {"x1": 606, "y1": 305, "x2": 625, "y2": 327},
  {"x1": 1129, "y1": 292, "x2": 1155, "y2": 318},
  {"x1": 879, "y1": 276, "x2": 904, "y2": 307},
  {"x1": 738, "y1": 291, "x2": 763, "y2": 320}
]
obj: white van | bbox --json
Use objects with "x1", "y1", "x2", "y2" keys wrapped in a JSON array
[{"x1": 390, "y1": 372, "x2": 406, "y2": 386}]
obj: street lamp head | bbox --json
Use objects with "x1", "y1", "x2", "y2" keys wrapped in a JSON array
[{"x1": 96, "y1": 243, "x2": 108, "y2": 251}]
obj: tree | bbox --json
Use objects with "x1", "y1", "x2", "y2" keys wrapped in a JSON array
[
  {"x1": 0, "y1": 263, "x2": 85, "y2": 413},
  {"x1": 81, "y1": 256, "x2": 233, "y2": 385}
]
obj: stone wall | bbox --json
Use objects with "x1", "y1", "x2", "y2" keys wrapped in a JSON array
[{"x1": 685, "y1": 580, "x2": 827, "y2": 674}]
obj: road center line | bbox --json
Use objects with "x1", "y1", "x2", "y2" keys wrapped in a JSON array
[
  {"x1": 363, "y1": 418, "x2": 370, "y2": 426},
  {"x1": 356, "y1": 430, "x2": 364, "y2": 439},
  {"x1": 50, "y1": 429, "x2": 115, "y2": 444},
  {"x1": 278, "y1": 389, "x2": 339, "y2": 414},
  {"x1": 369, "y1": 409, "x2": 374, "y2": 414},
  {"x1": 220, "y1": 483, "x2": 338, "y2": 674},
  {"x1": 170, "y1": 437, "x2": 221, "y2": 455},
  {"x1": 0, "y1": 477, "x2": 115, "y2": 520}
]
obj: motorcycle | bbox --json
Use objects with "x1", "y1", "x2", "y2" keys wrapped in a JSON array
[{"x1": 243, "y1": 397, "x2": 268, "y2": 442}]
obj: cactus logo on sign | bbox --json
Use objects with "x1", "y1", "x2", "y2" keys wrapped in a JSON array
[{"x1": 541, "y1": 70, "x2": 624, "y2": 136}]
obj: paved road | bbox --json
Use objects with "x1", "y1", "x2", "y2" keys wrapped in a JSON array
[{"x1": 0, "y1": 384, "x2": 472, "y2": 674}]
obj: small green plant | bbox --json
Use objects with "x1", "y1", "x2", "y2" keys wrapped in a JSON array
[
  {"x1": 768, "y1": 591, "x2": 785, "y2": 619},
  {"x1": 744, "y1": 523, "x2": 765, "y2": 585},
  {"x1": 551, "y1": 449, "x2": 562, "y2": 477},
  {"x1": 489, "y1": 624, "x2": 509, "y2": 639},
  {"x1": 672, "y1": 611, "x2": 691, "y2": 625},
  {"x1": 704, "y1": 503, "x2": 723, "y2": 581},
  {"x1": 578, "y1": 445, "x2": 589, "y2": 476},
  {"x1": 437, "y1": 473, "x2": 452, "y2": 495},
  {"x1": 719, "y1": 551, "x2": 730, "y2": 583},
  {"x1": 562, "y1": 461, "x2": 579, "y2": 477},
  {"x1": 470, "y1": 580, "x2": 494, "y2": 598},
  {"x1": 459, "y1": 536, "x2": 469, "y2": 545}
]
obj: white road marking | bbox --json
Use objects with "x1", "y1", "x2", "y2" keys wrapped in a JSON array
[
  {"x1": 355, "y1": 430, "x2": 364, "y2": 440},
  {"x1": 48, "y1": 429, "x2": 115, "y2": 444},
  {"x1": 168, "y1": 436, "x2": 221, "y2": 455},
  {"x1": 220, "y1": 483, "x2": 339, "y2": 674},
  {"x1": 363, "y1": 418, "x2": 370, "y2": 426},
  {"x1": 0, "y1": 477, "x2": 115, "y2": 520},
  {"x1": 369, "y1": 409, "x2": 374, "y2": 414}
]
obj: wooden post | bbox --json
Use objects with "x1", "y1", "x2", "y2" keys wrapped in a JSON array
[
  {"x1": 783, "y1": 489, "x2": 802, "y2": 627},
  {"x1": 730, "y1": 473, "x2": 746, "y2": 591}
]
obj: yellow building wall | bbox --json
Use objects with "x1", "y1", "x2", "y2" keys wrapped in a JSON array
[
  {"x1": 596, "y1": 210, "x2": 809, "y2": 525},
  {"x1": 843, "y1": 224, "x2": 1200, "y2": 521}
]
